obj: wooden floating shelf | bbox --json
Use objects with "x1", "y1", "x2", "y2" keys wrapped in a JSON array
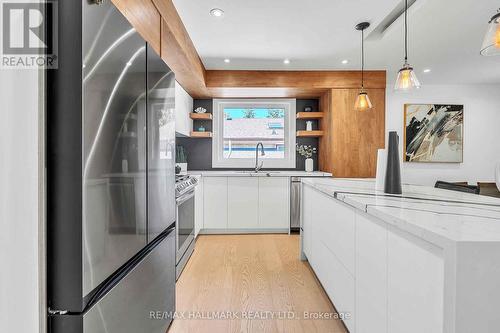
[
  {"x1": 190, "y1": 131, "x2": 212, "y2": 138},
  {"x1": 296, "y1": 130, "x2": 324, "y2": 138},
  {"x1": 296, "y1": 112, "x2": 324, "y2": 119},
  {"x1": 190, "y1": 113, "x2": 213, "y2": 120}
]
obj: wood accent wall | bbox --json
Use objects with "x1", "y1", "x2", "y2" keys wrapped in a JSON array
[
  {"x1": 320, "y1": 89, "x2": 386, "y2": 178},
  {"x1": 319, "y1": 91, "x2": 333, "y2": 172}
]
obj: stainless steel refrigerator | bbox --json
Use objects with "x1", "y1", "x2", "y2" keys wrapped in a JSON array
[{"x1": 47, "y1": 1, "x2": 176, "y2": 332}]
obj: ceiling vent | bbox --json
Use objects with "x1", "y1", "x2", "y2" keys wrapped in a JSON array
[{"x1": 366, "y1": 0, "x2": 423, "y2": 40}]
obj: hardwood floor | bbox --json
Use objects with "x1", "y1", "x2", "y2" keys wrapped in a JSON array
[{"x1": 168, "y1": 234, "x2": 348, "y2": 333}]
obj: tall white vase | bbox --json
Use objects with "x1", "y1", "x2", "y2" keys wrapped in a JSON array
[
  {"x1": 375, "y1": 149, "x2": 387, "y2": 191},
  {"x1": 496, "y1": 162, "x2": 500, "y2": 191},
  {"x1": 305, "y1": 158, "x2": 314, "y2": 172}
]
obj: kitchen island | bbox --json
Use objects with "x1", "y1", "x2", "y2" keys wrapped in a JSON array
[{"x1": 301, "y1": 178, "x2": 500, "y2": 333}]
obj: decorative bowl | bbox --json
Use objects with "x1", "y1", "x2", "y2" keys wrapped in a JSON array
[{"x1": 194, "y1": 107, "x2": 207, "y2": 113}]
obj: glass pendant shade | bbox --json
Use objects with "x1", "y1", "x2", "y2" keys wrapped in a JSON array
[
  {"x1": 395, "y1": 0, "x2": 420, "y2": 90},
  {"x1": 394, "y1": 64, "x2": 421, "y2": 91},
  {"x1": 480, "y1": 12, "x2": 500, "y2": 56},
  {"x1": 354, "y1": 91, "x2": 373, "y2": 111}
]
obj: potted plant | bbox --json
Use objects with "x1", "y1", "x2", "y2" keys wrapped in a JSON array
[
  {"x1": 176, "y1": 145, "x2": 188, "y2": 174},
  {"x1": 296, "y1": 144, "x2": 317, "y2": 172}
]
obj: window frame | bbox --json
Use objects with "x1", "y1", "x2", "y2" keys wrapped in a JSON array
[{"x1": 212, "y1": 98, "x2": 296, "y2": 169}]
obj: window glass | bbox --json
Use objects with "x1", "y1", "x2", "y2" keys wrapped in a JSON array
[
  {"x1": 223, "y1": 108, "x2": 285, "y2": 159},
  {"x1": 212, "y1": 99, "x2": 296, "y2": 168}
]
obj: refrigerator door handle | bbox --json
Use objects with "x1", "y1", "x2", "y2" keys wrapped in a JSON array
[{"x1": 48, "y1": 308, "x2": 69, "y2": 315}]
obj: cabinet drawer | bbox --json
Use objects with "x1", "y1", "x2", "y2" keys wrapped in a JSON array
[
  {"x1": 310, "y1": 237, "x2": 355, "y2": 332},
  {"x1": 314, "y1": 191, "x2": 355, "y2": 276}
]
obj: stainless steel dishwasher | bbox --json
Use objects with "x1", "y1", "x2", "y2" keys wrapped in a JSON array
[{"x1": 290, "y1": 177, "x2": 301, "y2": 231}]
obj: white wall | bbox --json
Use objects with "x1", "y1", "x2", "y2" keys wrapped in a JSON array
[
  {"x1": 0, "y1": 69, "x2": 44, "y2": 333},
  {"x1": 386, "y1": 84, "x2": 500, "y2": 186}
]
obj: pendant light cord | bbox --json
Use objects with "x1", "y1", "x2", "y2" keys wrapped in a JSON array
[
  {"x1": 361, "y1": 28, "x2": 364, "y2": 89},
  {"x1": 404, "y1": 0, "x2": 408, "y2": 62}
]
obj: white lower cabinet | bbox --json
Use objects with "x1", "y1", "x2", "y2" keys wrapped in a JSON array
[
  {"x1": 200, "y1": 176, "x2": 290, "y2": 232},
  {"x1": 307, "y1": 189, "x2": 356, "y2": 332},
  {"x1": 355, "y1": 214, "x2": 387, "y2": 333},
  {"x1": 387, "y1": 227, "x2": 443, "y2": 333},
  {"x1": 258, "y1": 177, "x2": 289, "y2": 229},
  {"x1": 228, "y1": 177, "x2": 259, "y2": 229},
  {"x1": 302, "y1": 184, "x2": 445, "y2": 333},
  {"x1": 203, "y1": 177, "x2": 227, "y2": 229},
  {"x1": 301, "y1": 185, "x2": 313, "y2": 258},
  {"x1": 194, "y1": 175, "x2": 203, "y2": 237}
]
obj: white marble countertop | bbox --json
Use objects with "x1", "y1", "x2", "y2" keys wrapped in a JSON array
[
  {"x1": 188, "y1": 170, "x2": 332, "y2": 177},
  {"x1": 302, "y1": 178, "x2": 500, "y2": 245}
]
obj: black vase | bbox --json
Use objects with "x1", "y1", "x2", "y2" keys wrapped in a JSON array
[{"x1": 384, "y1": 131, "x2": 402, "y2": 194}]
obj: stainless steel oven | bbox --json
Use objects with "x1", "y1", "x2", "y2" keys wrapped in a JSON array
[{"x1": 175, "y1": 187, "x2": 195, "y2": 279}]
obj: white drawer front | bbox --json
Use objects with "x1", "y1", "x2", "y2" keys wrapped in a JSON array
[{"x1": 314, "y1": 191, "x2": 356, "y2": 276}]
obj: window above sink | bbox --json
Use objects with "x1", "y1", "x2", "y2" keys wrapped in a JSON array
[{"x1": 212, "y1": 99, "x2": 296, "y2": 169}]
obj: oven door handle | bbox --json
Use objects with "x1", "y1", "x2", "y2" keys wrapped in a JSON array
[{"x1": 176, "y1": 189, "x2": 195, "y2": 205}]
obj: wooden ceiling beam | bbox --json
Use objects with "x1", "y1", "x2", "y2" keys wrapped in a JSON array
[
  {"x1": 206, "y1": 70, "x2": 387, "y2": 90},
  {"x1": 116, "y1": 1, "x2": 387, "y2": 98},
  {"x1": 152, "y1": 0, "x2": 209, "y2": 98},
  {"x1": 111, "y1": 0, "x2": 162, "y2": 55},
  {"x1": 206, "y1": 87, "x2": 328, "y2": 99}
]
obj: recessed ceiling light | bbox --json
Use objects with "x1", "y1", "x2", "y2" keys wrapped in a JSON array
[
  {"x1": 224, "y1": 58, "x2": 230, "y2": 63},
  {"x1": 341, "y1": 59, "x2": 349, "y2": 64},
  {"x1": 283, "y1": 59, "x2": 290, "y2": 64},
  {"x1": 423, "y1": 69, "x2": 431, "y2": 73},
  {"x1": 210, "y1": 8, "x2": 224, "y2": 17}
]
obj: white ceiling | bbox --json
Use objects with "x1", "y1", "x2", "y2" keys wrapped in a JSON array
[{"x1": 172, "y1": 0, "x2": 500, "y2": 85}]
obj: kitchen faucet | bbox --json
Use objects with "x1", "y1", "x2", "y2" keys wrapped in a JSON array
[{"x1": 255, "y1": 142, "x2": 265, "y2": 172}]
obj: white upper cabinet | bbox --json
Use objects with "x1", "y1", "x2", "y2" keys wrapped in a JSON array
[
  {"x1": 175, "y1": 81, "x2": 193, "y2": 136},
  {"x1": 258, "y1": 177, "x2": 289, "y2": 230}
]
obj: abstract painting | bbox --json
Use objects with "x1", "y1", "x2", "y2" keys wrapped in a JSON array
[{"x1": 404, "y1": 104, "x2": 463, "y2": 163}]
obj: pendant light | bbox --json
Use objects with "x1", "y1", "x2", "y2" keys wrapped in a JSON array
[
  {"x1": 394, "y1": 0, "x2": 420, "y2": 91},
  {"x1": 480, "y1": 9, "x2": 500, "y2": 56},
  {"x1": 354, "y1": 22, "x2": 373, "y2": 111}
]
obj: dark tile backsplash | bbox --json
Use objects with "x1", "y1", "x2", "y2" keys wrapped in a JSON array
[{"x1": 176, "y1": 99, "x2": 320, "y2": 171}]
